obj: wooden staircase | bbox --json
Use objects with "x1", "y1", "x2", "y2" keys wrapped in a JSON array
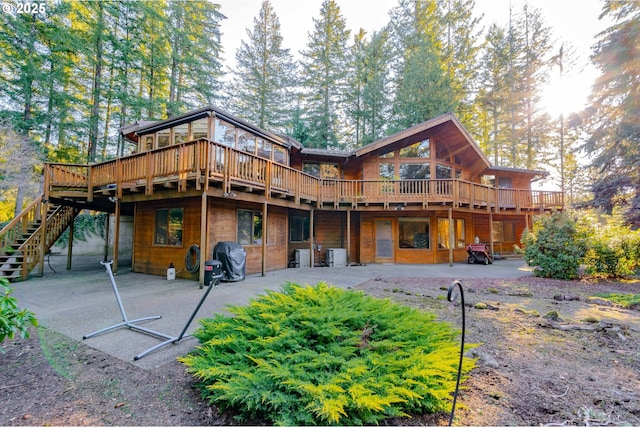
[{"x1": 0, "y1": 195, "x2": 78, "y2": 282}]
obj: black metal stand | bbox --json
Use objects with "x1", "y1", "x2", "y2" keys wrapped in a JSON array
[
  {"x1": 83, "y1": 261, "x2": 166, "y2": 341},
  {"x1": 133, "y1": 273, "x2": 222, "y2": 360}
]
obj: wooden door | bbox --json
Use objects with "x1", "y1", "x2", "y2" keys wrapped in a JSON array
[{"x1": 375, "y1": 219, "x2": 394, "y2": 262}]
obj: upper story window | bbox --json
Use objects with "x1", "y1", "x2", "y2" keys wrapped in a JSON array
[
  {"x1": 273, "y1": 144, "x2": 287, "y2": 165},
  {"x1": 238, "y1": 129, "x2": 256, "y2": 154},
  {"x1": 303, "y1": 162, "x2": 339, "y2": 179},
  {"x1": 436, "y1": 165, "x2": 452, "y2": 179},
  {"x1": 192, "y1": 118, "x2": 209, "y2": 140},
  {"x1": 173, "y1": 123, "x2": 188, "y2": 145},
  {"x1": 157, "y1": 129, "x2": 170, "y2": 148},
  {"x1": 214, "y1": 118, "x2": 235, "y2": 147},
  {"x1": 142, "y1": 134, "x2": 154, "y2": 151},
  {"x1": 400, "y1": 140, "x2": 430, "y2": 158}
]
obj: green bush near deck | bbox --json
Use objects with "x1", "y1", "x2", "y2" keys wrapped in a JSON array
[{"x1": 180, "y1": 282, "x2": 475, "y2": 425}]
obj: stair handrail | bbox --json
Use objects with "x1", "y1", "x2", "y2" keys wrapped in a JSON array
[
  {"x1": 16, "y1": 204, "x2": 77, "y2": 280},
  {"x1": 0, "y1": 195, "x2": 43, "y2": 255}
]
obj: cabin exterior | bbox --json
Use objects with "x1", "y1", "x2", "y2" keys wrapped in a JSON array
[{"x1": 0, "y1": 106, "x2": 563, "y2": 284}]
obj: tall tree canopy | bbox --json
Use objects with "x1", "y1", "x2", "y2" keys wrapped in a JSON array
[
  {"x1": 582, "y1": 0, "x2": 640, "y2": 227},
  {"x1": 299, "y1": 0, "x2": 351, "y2": 149},
  {"x1": 226, "y1": 0, "x2": 297, "y2": 133}
]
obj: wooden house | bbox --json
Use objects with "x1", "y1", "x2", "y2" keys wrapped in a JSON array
[{"x1": 0, "y1": 106, "x2": 563, "y2": 284}]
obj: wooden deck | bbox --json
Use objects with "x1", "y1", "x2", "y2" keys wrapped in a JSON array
[{"x1": 44, "y1": 138, "x2": 563, "y2": 213}]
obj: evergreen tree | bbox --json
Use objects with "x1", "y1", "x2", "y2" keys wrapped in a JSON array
[
  {"x1": 439, "y1": 0, "x2": 483, "y2": 128},
  {"x1": 166, "y1": 0, "x2": 225, "y2": 116},
  {"x1": 477, "y1": 23, "x2": 511, "y2": 165},
  {"x1": 388, "y1": 0, "x2": 454, "y2": 132},
  {"x1": 300, "y1": 0, "x2": 350, "y2": 149},
  {"x1": 226, "y1": 0, "x2": 297, "y2": 133},
  {"x1": 582, "y1": 1, "x2": 640, "y2": 226},
  {"x1": 346, "y1": 29, "x2": 392, "y2": 147}
]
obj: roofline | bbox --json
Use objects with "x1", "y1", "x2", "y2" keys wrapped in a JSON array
[
  {"x1": 354, "y1": 112, "x2": 492, "y2": 169},
  {"x1": 120, "y1": 106, "x2": 304, "y2": 150}
]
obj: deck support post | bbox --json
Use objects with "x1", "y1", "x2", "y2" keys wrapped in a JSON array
[
  {"x1": 309, "y1": 209, "x2": 314, "y2": 268},
  {"x1": 261, "y1": 201, "x2": 267, "y2": 276},
  {"x1": 67, "y1": 212, "x2": 75, "y2": 270},
  {"x1": 489, "y1": 212, "x2": 494, "y2": 258},
  {"x1": 199, "y1": 192, "x2": 208, "y2": 288},
  {"x1": 346, "y1": 209, "x2": 351, "y2": 266},
  {"x1": 38, "y1": 198, "x2": 48, "y2": 277},
  {"x1": 103, "y1": 212, "x2": 110, "y2": 263},
  {"x1": 448, "y1": 208, "x2": 454, "y2": 267},
  {"x1": 113, "y1": 199, "x2": 121, "y2": 274}
]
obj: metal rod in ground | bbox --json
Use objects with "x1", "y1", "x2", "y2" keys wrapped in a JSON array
[
  {"x1": 447, "y1": 280, "x2": 466, "y2": 427},
  {"x1": 83, "y1": 261, "x2": 163, "y2": 340},
  {"x1": 133, "y1": 274, "x2": 222, "y2": 361}
]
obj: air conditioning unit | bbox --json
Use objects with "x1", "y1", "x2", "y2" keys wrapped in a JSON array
[
  {"x1": 294, "y1": 249, "x2": 311, "y2": 268},
  {"x1": 326, "y1": 248, "x2": 347, "y2": 267}
]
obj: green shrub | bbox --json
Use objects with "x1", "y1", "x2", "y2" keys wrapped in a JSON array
[
  {"x1": 521, "y1": 212, "x2": 588, "y2": 280},
  {"x1": 180, "y1": 282, "x2": 475, "y2": 425},
  {"x1": 0, "y1": 278, "x2": 38, "y2": 350},
  {"x1": 582, "y1": 217, "x2": 640, "y2": 278}
]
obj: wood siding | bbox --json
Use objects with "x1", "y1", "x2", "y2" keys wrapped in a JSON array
[
  {"x1": 207, "y1": 199, "x2": 288, "y2": 275},
  {"x1": 133, "y1": 197, "x2": 202, "y2": 278}
]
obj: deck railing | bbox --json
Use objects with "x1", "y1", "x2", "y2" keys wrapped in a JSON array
[{"x1": 44, "y1": 138, "x2": 563, "y2": 212}]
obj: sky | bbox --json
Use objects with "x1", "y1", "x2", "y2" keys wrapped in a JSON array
[{"x1": 215, "y1": 0, "x2": 611, "y2": 118}]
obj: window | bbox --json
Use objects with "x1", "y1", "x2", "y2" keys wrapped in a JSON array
[
  {"x1": 303, "y1": 162, "x2": 339, "y2": 179},
  {"x1": 257, "y1": 139, "x2": 272, "y2": 160},
  {"x1": 173, "y1": 123, "x2": 188, "y2": 144},
  {"x1": 437, "y1": 218, "x2": 450, "y2": 249},
  {"x1": 214, "y1": 118, "x2": 235, "y2": 147},
  {"x1": 456, "y1": 219, "x2": 466, "y2": 248},
  {"x1": 237, "y1": 209, "x2": 262, "y2": 245},
  {"x1": 399, "y1": 218, "x2": 430, "y2": 249},
  {"x1": 493, "y1": 221, "x2": 515, "y2": 242},
  {"x1": 438, "y1": 218, "x2": 466, "y2": 249},
  {"x1": 237, "y1": 129, "x2": 256, "y2": 154},
  {"x1": 399, "y1": 163, "x2": 430, "y2": 180},
  {"x1": 191, "y1": 118, "x2": 208, "y2": 140},
  {"x1": 289, "y1": 215, "x2": 310, "y2": 242},
  {"x1": 157, "y1": 129, "x2": 170, "y2": 148},
  {"x1": 400, "y1": 140, "x2": 430, "y2": 158},
  {"x1": 273, "y1": 144, "x2": 287, "y2": 165},
  {"x1": 154, "y1": 208, "x2": 183, "y2": 246},
  {"x1": 436, "y1": 164, "x2": 452, "y2": 179},
  {"x1": 142, "y1": 134, "x2": 154, "y2": 151},
  {"x1": 379, "y1": 163, "x2": 395, "y2": 179},
  {"x1": 498, "y1": 177, "x2": 513, "y2": 188}
]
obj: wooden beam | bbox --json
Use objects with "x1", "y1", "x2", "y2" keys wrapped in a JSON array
[
  {"x1": 113, "y1": 199, "x2": 121, "y2": 274},
  {"x1": 199, "y1": 191, "x2": 207, "y2": 288},
  {"x1": 346, "y1": 209, "x2": 351, "y2": 266},
  {"x1": 262, "y1": 201, "x2": 267, "y2": 276},
  {"x1": 67, "y1": 210, "x2": 75, "y2": 271}
]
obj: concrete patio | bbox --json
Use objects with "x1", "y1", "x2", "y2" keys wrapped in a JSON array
[{"x1": 10, "y1": 254, "x2": 533, "y2": 370}]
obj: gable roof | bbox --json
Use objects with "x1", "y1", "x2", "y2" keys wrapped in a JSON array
[
  {"x1": 356, "y1": 113, "x2": 489, "y2": 161},
  {"x1": 120, "y1": 105, "x2": 303, "y2": 150}
]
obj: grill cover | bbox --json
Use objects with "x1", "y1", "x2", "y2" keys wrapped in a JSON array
[{"x1": 213, "y1": 241, "x2": 246, "y2": 281}]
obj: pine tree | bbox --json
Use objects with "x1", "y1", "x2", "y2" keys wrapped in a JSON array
[
  {"x1": 166, "y1": 0, "x2": 225, "y2": 116},
  {"x1": 345, "y1": 29, "x2": 392, "y2": 147},
  {"x1": 582, "y1": 0, "x2": 640, "y2": 226},
  {"x1": 388, "y1": 0, "x2": 454, "y2": 132},
  {"x1": 300, "y1": 0, "x2": 351, "y2": 149},
  {"x1": 226, "y1": 0, "x2": 297, "y2": 133}
]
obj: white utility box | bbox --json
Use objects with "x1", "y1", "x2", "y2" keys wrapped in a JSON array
[
  {"x1": 294, "y1": 249, "x2": 311, "y2": 268},
  {"x1": 326, "y1": 248, "x2": 347, "y2": 267}
]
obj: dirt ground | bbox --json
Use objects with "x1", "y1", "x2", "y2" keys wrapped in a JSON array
[{"x1": 1, "y1": 274, "x2": 639, "y2": 426}]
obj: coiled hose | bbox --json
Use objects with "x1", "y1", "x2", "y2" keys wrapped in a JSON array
[{"x1": 185, "y1": 245, "x2": 200, "y2": 273}]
